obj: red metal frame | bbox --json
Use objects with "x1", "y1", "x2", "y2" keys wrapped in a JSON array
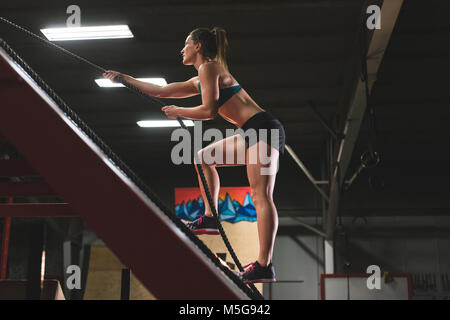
[
  {"x1": 0, "y1": 46, "x2": 247, "y2": 299},
  {"x1": 0, "y1": 198, "x2": 12, "y2": 280},
  {"x1": 0, "y1": 181, "x2": 56, "y2": 197},
  {"x1": 0, "y1": 159, "x2": 38, "y2": 176},
  {"x1": 0, "y1": 203, "x2": 75, "y2": 217},
  {"x1": 320, "y1": 273, "x2": 413, "y2": 300}
]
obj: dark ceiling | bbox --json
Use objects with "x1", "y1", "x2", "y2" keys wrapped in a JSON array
[{"x1": 1, "y1": 0, "x2": 448, "y2": 215}]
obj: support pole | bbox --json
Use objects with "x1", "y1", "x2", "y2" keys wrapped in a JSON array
[
  {"x1": 26, "y1": 221, "x2": 45, "y2": 300},
  {"x1": 306, "y1": 101, "x2": 338, "y2": 140},
  {"x1": 324, "y1": 240, "x2": 334, "y2": 274},
  {"x1": 0, "y1": 198, "x2": 12, "y2": 279},
  {"x1": 325, "y1": 0, "x2": 404, "y2": 240},
  {"x1": 121, "y1": 268, "x2": 131, "y2": 300},
  {"x1": 285, "y1": 144, "x2": 329, "y2": 203}
]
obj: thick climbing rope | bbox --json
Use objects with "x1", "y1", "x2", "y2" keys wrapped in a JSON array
[
  {"x1": 0, "y1": 17, "x2": 262, "y2": 299},
  {"x1": 360, "y1": 17, "x2": 380, "y2": 169},
  {"x1": 345, "y1": 14, "x2": 382, "y2": 190}
]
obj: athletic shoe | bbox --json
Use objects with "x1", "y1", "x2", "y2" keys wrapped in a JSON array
[
  {"x1": 239, "y1": 261, "x2": 276, "y2": 284},
  {"x1": 185, "y1": 215, "x2": 220, "y2": 235}
]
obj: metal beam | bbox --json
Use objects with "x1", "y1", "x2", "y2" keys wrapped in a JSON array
[
  {"x1": 325, "y1": 0, "x2": 404, "y2": 240},
  {"x1": 306, "y1": 101, "x2": 339, "y2": 140},
  {"x1": 285, "y1": 144, "x2": 330, "y2": 202},
  {"x1": 0, "y1": 159, "x2": 38, "y2": 176},
  {"x1": 0, "y1": 181, "x2": 56, "y2": 197},
  {"x1": 0, "y1": 203, "x2": 75, "y2": 217},
  {"x1": 279, "y1": 207, "x2": 450, "y2": 218},
  {"x1": 292, "y1": 217, "x2": 326, "y2": 238}
]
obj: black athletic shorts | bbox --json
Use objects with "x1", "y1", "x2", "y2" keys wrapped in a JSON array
[{"x1": 238, "y1": 111, "x2": 286, "y2": 155}]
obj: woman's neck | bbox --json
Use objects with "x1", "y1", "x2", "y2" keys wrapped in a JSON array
[{"x1": 194, "y1": 57, "x2": 213, "y2": 71}]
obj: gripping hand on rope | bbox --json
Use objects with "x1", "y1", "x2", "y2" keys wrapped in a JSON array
[
  {"x1": 161, "y1": 105, "x2": 180, "y2": 119},
  {"x1": 102, "y1": 70, "x2": 133, "y2": 84}
]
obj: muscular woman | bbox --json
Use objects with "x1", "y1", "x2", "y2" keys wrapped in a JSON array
[{"x1": 103, "y1": 27, "x2": 285, "y2": 284}]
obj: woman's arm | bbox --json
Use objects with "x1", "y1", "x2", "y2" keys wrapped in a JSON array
[
  {"x1": 162, "y1": 104, "x2": 216, "y2": 120},
  {"x1": 102, "y1": 70, "x2": 200, "y2": 98},
  {"x1": 161, "y1": 63, "x2": 220, "y2": 120}
]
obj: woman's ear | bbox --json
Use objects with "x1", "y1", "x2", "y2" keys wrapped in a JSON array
[{"x1": 195, "y1": 42, "x2": 202, "y2": 52}]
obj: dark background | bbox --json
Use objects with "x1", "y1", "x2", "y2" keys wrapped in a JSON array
[
  {"x1": 0, "y1": 0, "x2": 449, "y2": 299},
  {"x1": 1, "y1": 1, "x2": 448, "y2": 213}
]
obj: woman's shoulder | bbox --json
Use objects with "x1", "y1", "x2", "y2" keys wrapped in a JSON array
[
  {"x1": 199, "y1": 61, "x2": 221, "y2": 73},
  {"x1": 199, "y1": 61, "x2": 234, "y2": 82},
  {"x1": 198, "y1": 62, "x2": 223, "y2": 85}
]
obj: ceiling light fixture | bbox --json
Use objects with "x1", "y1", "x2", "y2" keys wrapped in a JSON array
[{"x1": 40, "y1": 25, "x2": 133, "y2": 41}]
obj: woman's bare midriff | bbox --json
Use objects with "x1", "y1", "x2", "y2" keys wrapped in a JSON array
[
  {"x1": 201, "y1": 61, "x2": 265, "y2": 128},
  {"x1": 218, "y1": 90, "x2": 265, "y2": 128}
]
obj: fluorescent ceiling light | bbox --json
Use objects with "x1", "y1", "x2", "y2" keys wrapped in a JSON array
[
  {"x1": 95, "y1": 78, "x2": 167, "y2": 88},
  {"x1": 40, "y1": 25, "x2": 133, "y2": 41},
  {"x1": 137, "y1": 120, "x2": 194, "y2": 128}
]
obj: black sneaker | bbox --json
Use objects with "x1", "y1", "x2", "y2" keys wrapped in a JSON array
[
  {"x1": 185, "y1": 215, "x2": 220, "y2": 235},
  {"x1": 239, "y1": 261, "x2": 276, "y2": 284}
]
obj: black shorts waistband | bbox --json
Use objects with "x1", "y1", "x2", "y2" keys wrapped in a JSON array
[
  {"x1": 240, "y1": 111, "x2": 278, "y2": 131},
  {"x1": 238, "y1": 111, "x2": 286, "y2": 155}
]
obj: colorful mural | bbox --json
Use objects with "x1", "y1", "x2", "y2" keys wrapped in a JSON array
[{"x1": 174, "y1": 186, "x2": 256, "y2": 223}]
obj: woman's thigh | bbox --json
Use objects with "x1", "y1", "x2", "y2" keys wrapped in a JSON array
[
  {"x1": 246, "y1": 141, "x2": 279, "y2": 196},
  {"x1": 196, "y1": 134, "x2": 248, "y2": 167}
]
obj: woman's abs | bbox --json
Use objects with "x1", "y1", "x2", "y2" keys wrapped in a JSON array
[{"x1": 218, "y1": 89, "x2": 265, "y2": 128}]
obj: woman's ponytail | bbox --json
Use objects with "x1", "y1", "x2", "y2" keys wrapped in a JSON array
[
  {"x1": 211, "y1": 27, "x2": 229, "y2": 70},
  {"x1": 190, "y1": 27, "x2": 230, "y2": 69}
]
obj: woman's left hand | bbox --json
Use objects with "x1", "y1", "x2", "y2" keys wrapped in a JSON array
[{"x1": 161, "y1": 105, "x2": 180, "y2": 119}]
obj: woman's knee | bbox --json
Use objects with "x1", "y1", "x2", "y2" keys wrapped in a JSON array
[
  {"x1": 193, "y1": 150, "x2": 201, "y2": 165},
  {"x1": 250, "y1": 187, "x2": 273, "y2": 207},
  {"x1": 194, "y1": 149, "x2": 215, "y2": 167},
  {"x1": 194, "y1": 149, "x2": 205, "y2": 165}
]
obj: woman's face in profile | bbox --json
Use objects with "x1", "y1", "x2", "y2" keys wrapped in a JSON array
[{"x1": 181, "y1": 34, "x2": 198, "y2": 65}]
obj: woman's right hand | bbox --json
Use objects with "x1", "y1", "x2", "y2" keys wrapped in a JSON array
[{"x1": 102, "y1": 70, "x2": 131, "y2": 83}]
